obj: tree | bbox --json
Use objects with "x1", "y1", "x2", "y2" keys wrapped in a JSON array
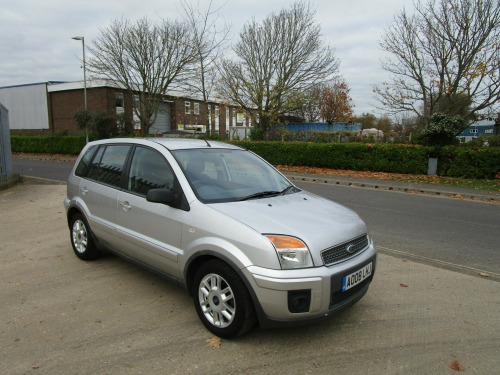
[
  {"x1": 289, "y1": 86, "x2": 323, "y2": 122},
  {"x1": 319, "y1": 80, "x2": 354, "y2": 123},
  {"x1": 353, "y1": 113, "x2": 377, "y2": 129},
  {"x1": 217, "y1": 2, "x2": 340, "y2": 134},
  {"x1": 376, "y1": 115, "x2": 393, "y2": 133},
  {"x1": 180, "y1": 0, "x2": 230, "y2": 103},
  {"x1": 375, "y1": 0, "x2": 500, "y2": 128},
  {"x1": 87, "y1": 17, "x2": 196, "y2": 134},
  {"x1": 74, "y1": 110, "x2": 133, "y2": 139}
]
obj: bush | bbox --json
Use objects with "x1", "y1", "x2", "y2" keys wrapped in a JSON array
[
  {"x1": 74, "y1": 110, "x2": 134, "y2": 139},
  {"x1": 419, "y1": 113, "x2": 464, "y2": 146}
]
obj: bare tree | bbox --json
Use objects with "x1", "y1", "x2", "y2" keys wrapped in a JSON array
[
  {"x1": 180, "y1": 0, "x2": 230, "y2": 103},
  {"x1": 374, "y1": 0, "x2": 500, "y2": 127},
  {"x1": 289, "y1": 85, "x2": 323, "y2": 122},
  {"x1": 87, "y1": 17, "x2": 196, "y2": 134},
  {"x1": 217, "y1": 1, "x2": 340, "y2": 134}
]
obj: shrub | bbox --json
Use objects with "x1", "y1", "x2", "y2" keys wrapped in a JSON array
[
  {"x1": 74, "y1": 110, "x2": 134, "y2": 139},
  {"x1": 419, "y1": 113, "x2": 464, "y2": 146}
]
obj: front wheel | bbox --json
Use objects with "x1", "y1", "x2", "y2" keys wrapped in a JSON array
[
  {"x1": 192, "y1": 260, "x2": 256, "y2": 338},
  {"x1": 69, "y1": 213, "x2": 100, "y2": 260}
]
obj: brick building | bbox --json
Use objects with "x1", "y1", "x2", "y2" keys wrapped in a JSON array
[{"x1": 0, "y1": 80, "x2": 254, "y2": 139}]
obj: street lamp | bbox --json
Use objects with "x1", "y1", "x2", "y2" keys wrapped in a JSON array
[{"x1": 72, "y1": 36, "x2": 88, "y2": 143}]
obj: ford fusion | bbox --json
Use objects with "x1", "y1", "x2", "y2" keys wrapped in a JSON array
[{"x1": 64, "y1": 138, "x2": 377, "y2": 338}]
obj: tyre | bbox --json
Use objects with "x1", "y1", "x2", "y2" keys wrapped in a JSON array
[
  {"x1": 192, "y1": 260, "x2": 256, "y2": 338},
  {"x1": 69, "y1": 213, "x2": 100, "y2": 261}
]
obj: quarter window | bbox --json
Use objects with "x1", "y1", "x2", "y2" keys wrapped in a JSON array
[
  {"x1": 128, "y1": 147, "x2": 175, "y2": 196},
  {"x1": 87, "y1": 145, "x2": 130, "y2": 188},
  {"x1": 75, "y1": 145, "x2": 97, "y2": 177}
]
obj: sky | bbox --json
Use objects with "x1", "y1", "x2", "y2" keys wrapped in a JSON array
[{"x1": 0, "y1": 0, "x2": 415, "y2": 117}]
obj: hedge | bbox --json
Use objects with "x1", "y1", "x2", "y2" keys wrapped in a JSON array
[
  {"x1": 11, "y1": 135, "x2": 87, "y2": 155},
  {"x1": 438, "y1": 146, "x2": 500, "y2": 179},
  {"x1": 10, "y1": 135, "x2": 500, "y2": 179},
  {"x1": 233, "y1": 141, "x2": 429, "y2": 175}
]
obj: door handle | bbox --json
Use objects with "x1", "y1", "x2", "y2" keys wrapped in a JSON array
[
  {"x1": 120, "y1": 201, "x2": 132, "y2": 211},
  {"x1": 80, "y1": 187, "x2": 88, "y2": 195}
]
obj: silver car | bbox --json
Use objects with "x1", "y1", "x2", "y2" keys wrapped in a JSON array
[{"x1": 64, "y1": 138, "x2": 377, "y2": 338}]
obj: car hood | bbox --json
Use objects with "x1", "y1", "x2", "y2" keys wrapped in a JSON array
[{"x1": 209, "y1": 190, "x2": 368, "y2": 264}]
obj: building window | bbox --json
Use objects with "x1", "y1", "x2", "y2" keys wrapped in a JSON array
[
  {"x1": 194, "y1": 102, "x2": 200, "y2": 115},
  {"x1": 185, "y1": 101, "x2": 191, "y2": 115},
  {"x1": 226, "y1": 107, "x2": 230, "y2": 127},
  {"x1": 470, "y1": 129, "x2": 478, "y2": 134},
  {"x1": 208, "y1": 104, "x2": 212, "y2": 126},
  {"x1": 116, "y1": 93, "x2": 124, "y2": 114}
]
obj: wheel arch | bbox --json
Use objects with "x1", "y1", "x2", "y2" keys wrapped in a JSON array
[{"x1": 184, "y1": 251, "x2": 265, "y2": 320}]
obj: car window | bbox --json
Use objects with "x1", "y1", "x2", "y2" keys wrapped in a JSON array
[
  {"x1": 127, "y1": 146, "x2": 175, "y2": 196},
  {"x1": 75, "y1": 145, "x2": 97, "y2": 177},
  {"x1": 87, "y1": 145, "x2": 130, "y2": 188}
]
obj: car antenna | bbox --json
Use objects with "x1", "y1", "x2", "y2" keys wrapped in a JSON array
[{"x1": 202, "y1": 137, "x2": 211, "y2": 147}]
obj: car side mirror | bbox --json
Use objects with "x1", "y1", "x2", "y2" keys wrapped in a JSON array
[{"x1": 146, "y1": 188, "x2": 179, "y2": 207}]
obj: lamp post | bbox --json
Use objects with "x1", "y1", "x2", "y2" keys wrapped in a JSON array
[{"x1": 72, "y1": 36, "x2": 88, "y2": 143}]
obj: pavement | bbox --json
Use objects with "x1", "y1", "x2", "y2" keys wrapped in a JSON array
[{"x1": 0, "y1": 170, "x2": 499, "y2": 374}]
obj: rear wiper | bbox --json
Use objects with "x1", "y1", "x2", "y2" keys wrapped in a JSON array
[{"x1": 239, "y1": 191, "x2": 281, "y2": 201}]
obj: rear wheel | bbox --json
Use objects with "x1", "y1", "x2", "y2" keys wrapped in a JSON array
[
  {"x1": 69, "y1": 213, "x2": 100, "y2": 260},
  {"x1": 192, "y1": 260, "x2": 256, "y2": 338}
]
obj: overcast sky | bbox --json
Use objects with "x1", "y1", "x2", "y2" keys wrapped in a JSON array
[{"x1": 0, "y1": 0, "x2": 415, "y2": 116}]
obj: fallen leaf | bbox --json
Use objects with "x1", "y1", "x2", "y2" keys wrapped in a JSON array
[
  {"x1": 206, "y1": 335, "x2": 221, "y2": 348},
  {"x1": 479, "y1": 272, "x2": 490, "y2": 278},
  {"x1": 449, "y1": 360, "x2": 466, "y2": 371},
  {"x1": 400, "y1": 283, "x2": 408, "y2": 288}
]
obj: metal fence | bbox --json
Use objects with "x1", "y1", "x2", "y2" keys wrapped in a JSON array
[{"x1": 0, "y1": 103, "x2": 12, "y2": 182}]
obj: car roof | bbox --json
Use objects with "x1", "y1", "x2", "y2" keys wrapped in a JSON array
[{"x1": 89, "y1": 137, "x2": 243, "y2": 151}]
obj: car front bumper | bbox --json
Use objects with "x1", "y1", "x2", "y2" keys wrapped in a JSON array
[{"x1": 242, "y1": 243, "x2": 377, "y2": 327}]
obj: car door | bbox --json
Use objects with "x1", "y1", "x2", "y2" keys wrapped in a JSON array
[
  {"x1": 79, "y1": 144, "x2": 131, "y2": 246},
  {"x1": 115, "y1": 146, "x2": 185, "y2": 279}
]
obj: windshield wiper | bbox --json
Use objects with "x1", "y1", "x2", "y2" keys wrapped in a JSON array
[
  {"x1": 280, "y1": 186, "x2": 297, "y2": 195},
  {"x1": 239, "y1": 191, "x2": 281, "y2": 201}
]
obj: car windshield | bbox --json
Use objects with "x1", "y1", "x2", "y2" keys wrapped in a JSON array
[{"x1": 172, "y1": 148, "x2": 298, "y2": 203}]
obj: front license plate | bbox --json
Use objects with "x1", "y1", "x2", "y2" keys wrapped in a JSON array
[{"x1": 342, "y1": 262, "x2": 372, "y2": 292}]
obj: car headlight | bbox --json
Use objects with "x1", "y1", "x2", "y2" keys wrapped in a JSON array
[{"x1": 265, "y1": 235, "x2": 314, "y2": 269}]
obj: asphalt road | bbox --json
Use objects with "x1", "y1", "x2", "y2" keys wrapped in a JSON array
[
  {"x1": 295, "y1": 181, "x2": 500, "y2": 279},
  {"x1": 12, "y1": 158, "x2": 500, "y2": 278},
  {"x1": 13, "y1": 158, "x2": 75, "y2": 182}
]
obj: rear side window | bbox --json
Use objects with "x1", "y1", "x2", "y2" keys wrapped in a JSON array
[
  {"x1": 87, "y1": 145, "x2": 131, "y2": 188},
  {"x1": 127, "y1": 147, "x2": 175, "y2": 196},
  {"x1": 75, "y1": 145, "x2": 97, "y2": 177}
]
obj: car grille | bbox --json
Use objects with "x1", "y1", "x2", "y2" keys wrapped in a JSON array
[{"x1": 321, "y1": 234, "x2": 369, "y2": 266}]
